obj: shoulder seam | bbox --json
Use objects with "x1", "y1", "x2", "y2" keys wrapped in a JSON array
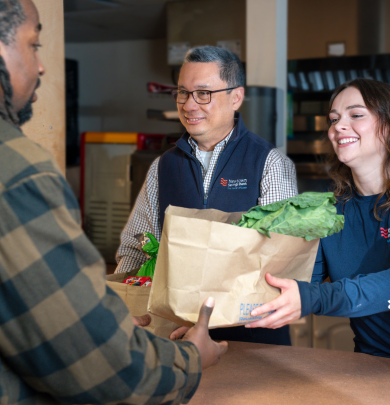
[{"x1": 1, "y1": 171, "x2": 62, "y2": 196}]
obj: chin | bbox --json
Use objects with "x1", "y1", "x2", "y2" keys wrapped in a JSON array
[
  {"x1": 337, "y1": 155, "x2": 355, "y2": 168},
  {"x1": 186, "y1": 124, "x2": 207, "y2": 136},
  {"x1": 17, "y1": 96, "x2": 34, "y2": 125},
  {"x1": 337, "y1": 157, "x2": 350, "y2": 166},
  {"x1": 187, "y1": 130, "x2": 205, "y2": 138}
]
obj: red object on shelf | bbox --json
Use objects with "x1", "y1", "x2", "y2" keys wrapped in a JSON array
[
  {"x1": 137, "y1": 133, "x2": 166, "y2": 150},
  {"x1": 147, "y1": 82, "x2": 176, "y2": 93}
]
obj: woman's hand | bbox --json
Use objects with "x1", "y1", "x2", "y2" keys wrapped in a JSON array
[{"x1": 246, "y1": 273, "x2": 302, "y2": 329}]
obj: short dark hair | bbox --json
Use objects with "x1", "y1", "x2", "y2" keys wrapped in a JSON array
[
  {"x1": 0, "y1": 0, "x2": 26, "y2": 45},
  {"x1": 0, "y1": 0, "x2": 26, "y2": 126},
  {"x1": 183, "y1": 45, "x2": 245, "y2": 88}
]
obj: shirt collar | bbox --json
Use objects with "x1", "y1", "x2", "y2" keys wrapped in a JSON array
[{"x1": 187, "y1": 126, "x2": 235, "y2": 152}]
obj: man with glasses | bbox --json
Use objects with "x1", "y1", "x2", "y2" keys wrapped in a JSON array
[{"x1": 117, "y1": 46, "x2": 298, "y2": 345}]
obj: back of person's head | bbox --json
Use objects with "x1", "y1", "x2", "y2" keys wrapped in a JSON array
[
  {"x1": 0, "y1": 0, "x2": 26, "y2": 126},
  {"x1": 327, "y1": 78, "x2": 390, "y2": 218},
  {"x1": 183, "y1": 45, "x2": 245, "y2": 90}
]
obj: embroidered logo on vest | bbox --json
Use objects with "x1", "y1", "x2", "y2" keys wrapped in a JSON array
[
  {"x1": 220, "y1": 178, "x2": 248, "y2": 190},
  {"x1": 380, "y1": 227, "x2": 390, "y2": 242}
]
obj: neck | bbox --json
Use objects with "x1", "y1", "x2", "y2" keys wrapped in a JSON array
[
  {"x1": 351, "y1": 164, "x2": 384, "y2": 196},
  {"x1": 195, "y1": 122, "x2": 235, "y2": 152}
]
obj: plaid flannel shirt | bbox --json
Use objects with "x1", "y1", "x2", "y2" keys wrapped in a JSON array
[
  {"x1": 116, "y1": 131, "x2": 298, "y2": 273},
  {"x1": 0, "y1": 118, "x2": 201, "y2": 405}
]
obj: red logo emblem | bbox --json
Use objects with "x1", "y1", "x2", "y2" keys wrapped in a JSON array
[
  {"x1": 221, "y1": 178, "x2": 228, "y2": 186},
  {"x1": 381, "y1": 227, "x2": 389, "y2": 239}
]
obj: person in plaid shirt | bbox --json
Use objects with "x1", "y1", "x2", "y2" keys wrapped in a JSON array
[{"x1": 0, "y1": 0, "x2": 227, "y2": 404}]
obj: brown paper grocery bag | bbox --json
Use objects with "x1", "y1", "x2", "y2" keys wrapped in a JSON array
[
  {"x1": 148, "y1": 205, "x2": 320, "y2": 328},
  {"x1": 106, "y1": 272, "x2": 180, "y2": 338}
]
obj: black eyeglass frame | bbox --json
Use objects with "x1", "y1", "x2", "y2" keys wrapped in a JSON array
[{"x1": 172, "y1": 86, "x2": 238, "y2": 105}]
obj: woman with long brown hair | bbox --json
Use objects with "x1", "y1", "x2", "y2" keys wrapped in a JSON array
[{"x1": 247, "y1": 78, "x2": 390, "y2": 357}]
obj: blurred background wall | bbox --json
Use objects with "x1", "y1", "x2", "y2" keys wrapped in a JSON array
[{"x1": 65, "y1": 39, "x2": 182, "y2": 135}]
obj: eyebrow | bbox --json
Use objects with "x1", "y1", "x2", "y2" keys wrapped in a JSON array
[{"x1": 329, "y1": 104, "x2": 367, "y2": 114}]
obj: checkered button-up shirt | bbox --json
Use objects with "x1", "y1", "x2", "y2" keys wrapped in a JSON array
[
  {"x1": 187, "y1": 128, "x2": 233, "y2": 195},
  {"x1": 0, "y1": 118, "x2": 201, "y2": 404},
  {"x1": 116, "y1": 130, "x2": 298, "y2": 273}
]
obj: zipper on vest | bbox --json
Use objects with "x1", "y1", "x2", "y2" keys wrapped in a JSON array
[
  {"x1": 178, "y1": 147, "x2": 207, "y2": 207},
  {"x1": 204, "y1": 146, "x2": 227, "y2": 205},
  {"x1": 203, "y1": 193, "x2": 208, "y2": 208},
  {"x1": 201, "y1": 144, "x2": 232, "y2": 209}
]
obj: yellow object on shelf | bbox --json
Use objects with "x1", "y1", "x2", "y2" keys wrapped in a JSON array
[{"x1": 84, "y1": 132, "x2": 138, "y2": 144}]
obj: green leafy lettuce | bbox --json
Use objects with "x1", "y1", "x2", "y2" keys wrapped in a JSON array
[
  {"x1": 235, "y1": 192, "x2": 344, "y2": 241},
  {"x1": 136, "y1": 233, "x2": 159, "y2": 279}
]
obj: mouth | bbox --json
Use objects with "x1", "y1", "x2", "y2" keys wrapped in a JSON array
[
  {"x1": 32, "y1": 79, "x2": 41, "y2": 103},
  {"x1": 185, "y1": 116, "x2": 205, "y2": 124},
  {"x1": 337, "y1": 137, "x2": 359, "y2": 146}
]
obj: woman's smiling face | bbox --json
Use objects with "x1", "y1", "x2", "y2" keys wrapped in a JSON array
[{"x1": 328, "y1": 86, "x2": 386, "y2": 170}]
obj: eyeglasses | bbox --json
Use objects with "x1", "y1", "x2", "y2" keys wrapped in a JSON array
[{"x1": 172, "y1": 87, "x2": 238, "y2": 105}]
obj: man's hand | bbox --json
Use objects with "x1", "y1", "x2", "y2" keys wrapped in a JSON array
[
  {"x1": 245, "y1": 273, "x2": 302, "y2": 329},
  {"x1": 132, "y1": 314, "x2": 152, "y2": 327},
  {"x1": 182, "y1": 297, "x2": 228, "y2": 369},
  {"x1": 170, "y1": 326, "x2": 190, "y2": 340}
]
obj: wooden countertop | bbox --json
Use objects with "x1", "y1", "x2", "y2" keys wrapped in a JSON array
[{"x1": 189, "y1": 342, "x2": 390, "y2": 405}]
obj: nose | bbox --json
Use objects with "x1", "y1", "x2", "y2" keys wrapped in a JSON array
[
  {"x1": 334, "y1": 115, "x2": 349, "y2": 132},
  {"x1": 38, "y1": 53, "x2": 45, "y2": 76}
]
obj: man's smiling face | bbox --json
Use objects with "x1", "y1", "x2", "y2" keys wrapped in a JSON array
[{"x1": 177, "y1": 62, "x2": 243, "y2": 150}]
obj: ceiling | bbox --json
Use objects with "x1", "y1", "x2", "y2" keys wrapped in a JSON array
[{"x1": 64, "y1": 0, "x2": 185, "y2": 43}]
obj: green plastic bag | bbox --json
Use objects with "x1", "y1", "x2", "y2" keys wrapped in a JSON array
[{"x1": 136, "y1": 233, "x2": 159, "y2": 280}]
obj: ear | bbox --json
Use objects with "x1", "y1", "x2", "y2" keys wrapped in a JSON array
[
  {"x1": 0, "y1": 41, "x2": 10, "y2": 68},
  {"x1": 232, "y1": 87, "x2": 245, "y2": 111},
  {"x1": 0, "y1": 41, "x2": 5, "y2": 58},
  {"x1": 0, "y1": 44, "x2": 6, "y2": 99}
]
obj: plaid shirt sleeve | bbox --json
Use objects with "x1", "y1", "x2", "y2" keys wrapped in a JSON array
[
  {"x1": 258, "y1": 148, "x2": 298, "y2": 206},
  {"x1": 0, "y1": 138, "x2": 201, "y2": 404},
  {"x1": 116, "y1": 157, "x2": 161, "y2": 273}
]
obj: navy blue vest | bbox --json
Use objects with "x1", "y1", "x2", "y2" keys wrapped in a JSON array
[{"x1": 158, "y1": 113, "x2": 274, "y2": 227}]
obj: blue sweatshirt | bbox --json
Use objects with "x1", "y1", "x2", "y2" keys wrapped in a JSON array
[{"x1": 297, "y1": 193, "x2": 390, "y2": 357}]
